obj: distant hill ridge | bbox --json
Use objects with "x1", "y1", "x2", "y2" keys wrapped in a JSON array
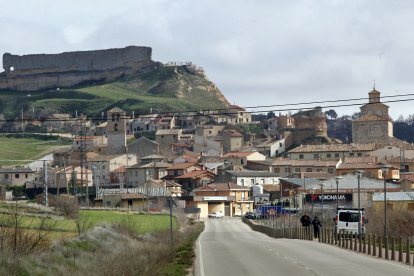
[{"x1": 0, "y1": 46, "x2": 230, "y2": 117}]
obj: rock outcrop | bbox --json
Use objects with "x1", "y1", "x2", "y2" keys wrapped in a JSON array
[{"x1": 0, "y1": 46, "x2": 157, "y2": 91}]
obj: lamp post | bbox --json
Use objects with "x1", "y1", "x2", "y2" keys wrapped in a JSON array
[
  {"x1": 311, "y1": 188, "x2": 316, "y2": 216},
  {"x1": 356, "y1": 170, "x2": 364, "y2": 235},
  {"x1": 335, "y1": 176, "x2": 342, "y2": 210},
  {"x1": 303, "y1": 177, "x2": 306, "y2": 215},
  {"x1": 319, "y1": 182, "x2": 326, "y2": 219},
  {"x1": 382, "y1": 164, "x2": 390, "y2": 238}
]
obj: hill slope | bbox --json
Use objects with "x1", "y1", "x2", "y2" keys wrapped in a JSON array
[{"x1": 0, "y1": 65, "x2": 229, "y2": 118}]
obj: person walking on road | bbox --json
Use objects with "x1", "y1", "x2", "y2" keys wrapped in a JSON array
[
  {"x1": 312, "y1": 216, "x2": 322, "y2": 239},
  {"x1": 300, "y1": 214, "x2": 311, "y2": 227}
]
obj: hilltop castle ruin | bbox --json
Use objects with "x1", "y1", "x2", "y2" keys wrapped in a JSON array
[{"x1": 0, "y1": 46, "x2": 157, "y2": 91}]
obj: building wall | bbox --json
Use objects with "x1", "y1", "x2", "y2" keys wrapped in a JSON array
[
  {"x1": 155, "y1": 132, "x2": 181, "y2": 153},
  {"x1": 106, "y1": 110, "x2": 127, "y2": 154},
  {"x1": 232, "y1": 176, "x2": 279, "y2": 187},
  {"x1": 193, "y1": 135, "x2": 222, "y2": 154},
  {"x1": 0, "y1": 171, "x2": 37, "y2": 186},
  {"x1": 352, "y1": 120, "x2": 392, "y2": 143},
  {"x1": 289, "y1": 151, "x2": 370, "y2": 161},
  {"x1": 223, "y1": 135, "x2": 243, "y2": 153},
  {"x1": 128, "y1": 138, "x2": 159, "y2": 158}
]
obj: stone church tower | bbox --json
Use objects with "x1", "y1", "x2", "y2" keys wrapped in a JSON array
[
  {"x1": 352, "y1": 88, "x2": 393, "y2": 143},
  {"x1": 106, "y1": 107, "x2": 127, "y2": 154}
]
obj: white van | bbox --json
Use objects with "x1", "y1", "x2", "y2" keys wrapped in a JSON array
[{"x1": 335, "y1": 208, "x2": 367, "y2": 235}]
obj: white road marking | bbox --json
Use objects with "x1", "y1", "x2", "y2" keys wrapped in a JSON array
[{"x1": 197, "y1": 233, "x2": 205, "y2": 276}]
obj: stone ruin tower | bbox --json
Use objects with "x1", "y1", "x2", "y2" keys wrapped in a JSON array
[{"x1": 106, "y1": 107, "x2": 127, "y2": 154}]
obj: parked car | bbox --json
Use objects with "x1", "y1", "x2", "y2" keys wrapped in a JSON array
[
  {"x1": 243, "y1": 212, "x2": 254, "y2": 219},
  {"x1": 208, "y1": 211, "x2": 224, "y2": 218}
]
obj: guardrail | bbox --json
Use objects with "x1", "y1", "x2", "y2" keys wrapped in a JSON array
[{"x1": 242, "y1": 218, "x2": 414, "y2": 266}]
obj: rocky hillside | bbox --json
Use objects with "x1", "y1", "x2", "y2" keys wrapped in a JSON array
[{"x1": 0, "y1": 64, "x2": 229, "y2": 118}]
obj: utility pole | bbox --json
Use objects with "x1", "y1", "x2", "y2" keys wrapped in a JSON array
[
  {"x1": 43, "y1": 160, "x2": 48, "y2": 207},
  {"x1": 79, "y1": 121, "x2": 89, "y2": 206}
]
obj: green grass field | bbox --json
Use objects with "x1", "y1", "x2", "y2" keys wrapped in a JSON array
[
  {"x1": 0, "y1": 134, "x2": 71, "y2": 166},
  {"x1": 0, "y1": 210, "x2": 176, "y2": 235}
]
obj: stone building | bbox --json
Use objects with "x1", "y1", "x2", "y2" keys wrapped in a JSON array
[
  {"x1": 222, "y1": 129, "x2": 243, "y2": 153},
  {"x1": 352, "y1": 88, "x2": 393, "y2": 143},
  {"x1": 106, "y1": 107, "x2": 127, "y2": 155}
]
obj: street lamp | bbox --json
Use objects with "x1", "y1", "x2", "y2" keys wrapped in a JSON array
[
  {"x1": 303, "y1": 177, "x2": 306, "y2": 215},
  {"x1": 356, "y1": 170, "x2": 364, "y2": 235},
  {"x1": 381, "y1": 164, "x2": 391, "y2": 238},
  {"x1": 319, "y1": 182, "x2": 326, "y2": 219},
  {"x1": 335, "y1": 176, "x2": 342, "y2": 210},
  {"x1": 311, "y1": 188, "x2": 316, "y2": 216}
]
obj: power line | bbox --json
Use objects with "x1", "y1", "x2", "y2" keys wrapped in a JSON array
[{"x1": 2, "y1": 92, "x2": 414, "y2": 123}]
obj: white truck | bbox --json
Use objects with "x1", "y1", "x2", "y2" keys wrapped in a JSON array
[{"x1": 335, "y1": 208, "x2": 368, "y2": 235}]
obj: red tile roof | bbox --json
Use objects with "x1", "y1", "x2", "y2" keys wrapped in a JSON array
[
  {"x1": 344, "y1": 156, "x2": 378, "y2": 163},
  {"x1": 174, "y1": 170, "x2": 216, "y2": 179},
  {"x1": 195, "y1": 182, "x2": 249, "y2": 191},
  {"x1": 337, "y1": 163, "x2": 380, "y2": 170},
  {"x1": 167, "y1": 162, "x2": 199, "y2": 170},
  {"x1": 269, "y1": 159, "x2": 339, "y2": 167},
  {"x1": 400, "y1": 173, "x2": 414, "y2": 182},
  {"x1": 222, "y1": 152, "x2": 254, "y2": 158},
  {"x1": 289, "y1": 143, "x2": 381, "y2": 153},
  {"x1": 223, "y1": 129, "x2": 243, "y2": 137},
  {"x1": 389, "y1": 157, "x2": 414, "y2": 163}
]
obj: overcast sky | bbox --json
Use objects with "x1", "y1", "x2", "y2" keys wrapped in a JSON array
[{"x1": 2, "y1": 0, "x2": 414, "y2": 118}]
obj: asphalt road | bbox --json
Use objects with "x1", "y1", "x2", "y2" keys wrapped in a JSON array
[{"x1": 195, "y1": 218, "x2": 414, "y2": 276}]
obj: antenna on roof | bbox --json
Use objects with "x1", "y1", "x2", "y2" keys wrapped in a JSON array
[{"x1": 373, "y1": 80, "x2": 376, "y2": 90}]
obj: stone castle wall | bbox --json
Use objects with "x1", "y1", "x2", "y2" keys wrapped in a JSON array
[{"x1": 0, "y1": 46, "x2": 155, "y2": 91}]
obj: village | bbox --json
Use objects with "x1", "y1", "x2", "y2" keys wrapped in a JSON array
[{"x1": 1, "y1": 88, "x2": 413, "y2": 220}]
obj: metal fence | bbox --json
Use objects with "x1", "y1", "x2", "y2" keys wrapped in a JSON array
[{"x1": 243, "y1": 218, "x2": 414, "y2": 266}]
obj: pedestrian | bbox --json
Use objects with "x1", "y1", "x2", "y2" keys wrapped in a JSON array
[
  {"x1": 312, "y1": 216, "x2": 322, "y2": 239},
  {"x1": 300, "y1": 214, "x2": 311, "y2": 227}
]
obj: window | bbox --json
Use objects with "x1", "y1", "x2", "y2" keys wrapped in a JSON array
[
  {"x1": 317, "y1": 168, "x2": 322, "y2": 172},
  {"x1": 15, "y1": 174, "x2": 20, "y2": 179},
  {"x1": 241, "y1": 179, "x2": 244, "y2": 186},
  {"x1": 357, "y1": 153, "x2": 362, "y2": 157},
  {"x1": 285, "y1": 167, "x2": 291, "y2": 173},
  {"x1": 241, "y1": 159, "x2": 244, "y2": 165},
  {"x1": 299, "y1": 154, "x2": 304, "y2": 160},
  {"x1": 274, "y1": 168, "x2": 280, "y2": 173},
  {"x1": 306, "y1": 168, "x2": 312, "y2": 172},
  {"x1": 4, "y1": 174, "x2": 9, "y2": 179},
  {"x1": 328, "y1": 168, "x2": 334, "y2": 174},
  {"x1": 335, "y1": 153, "x2": 340, "y2": 158},
  {"x1": 251, "y1": 179, "x2": 255, "y2": 185},
  {"x1": 313, "y1": 154, "x2": 319, "y2": 159},
  {"x1": 327, "y1": 153, "x2": 331, "y2": 158},
  {"x1": 25, "y1": 174, "x2": 28, "y2": 178},
  {"x1": 339, "y1": 212, "x2": 359, "y2": 222},
  {"x1": 349, "y1": 153, "x2": 354, "y2": 157},
  {"x1": 294, "y1": 168, "x2": 301, "y2": 172},
  {"x1": 279, "y1": 142, "x2": 283, "y2": 147},
  {"x1": 114, "y1": 123, "x2": 118, "y2": 131}
]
